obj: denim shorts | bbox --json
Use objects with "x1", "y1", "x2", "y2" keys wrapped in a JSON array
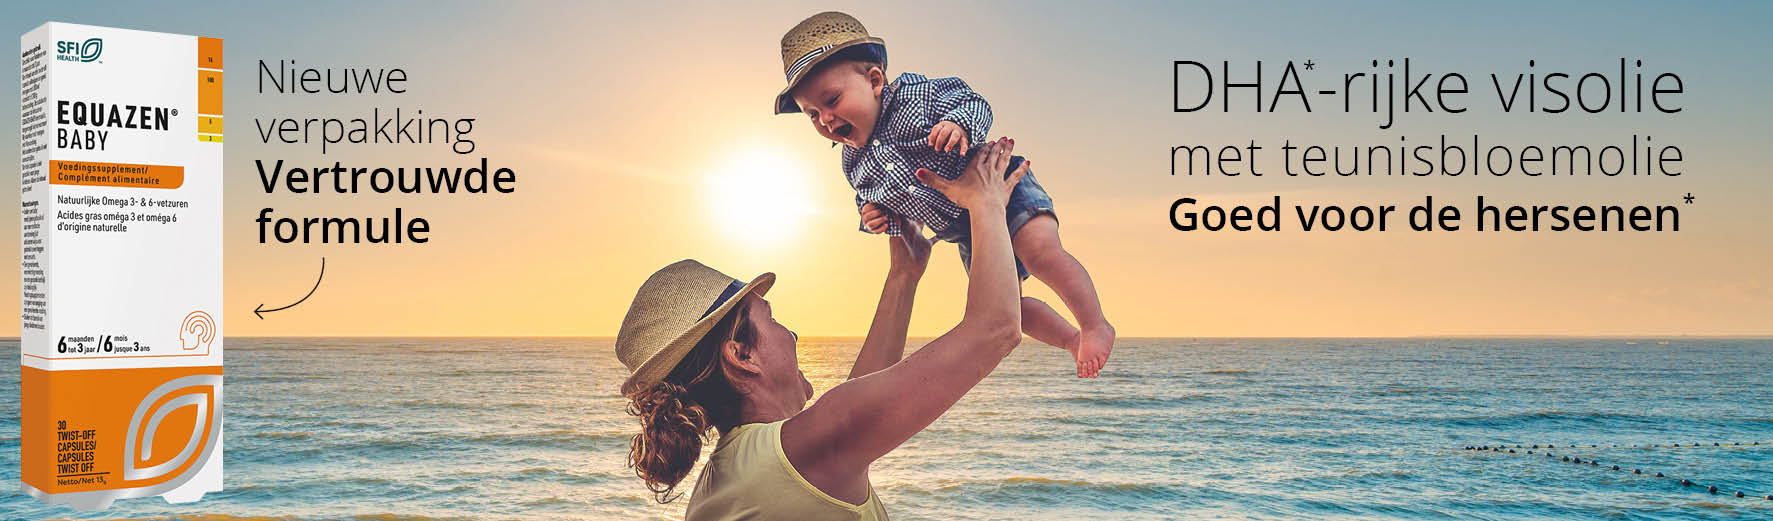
[{"x1": 931, "y1": 156, "x2": 1054, "y2": 280}]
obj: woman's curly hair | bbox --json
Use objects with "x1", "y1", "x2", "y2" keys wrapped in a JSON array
[{"x1": 624, "y1": 298, "x2": 754, "y2": 503}]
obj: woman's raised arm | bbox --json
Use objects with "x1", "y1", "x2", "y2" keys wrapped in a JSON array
[
  {"x1": 846, "y1": 216, "x2": 932, "y2": 380},
  {"x1": 784, "y1": 138, "x2": 1031, "y2": 490}
]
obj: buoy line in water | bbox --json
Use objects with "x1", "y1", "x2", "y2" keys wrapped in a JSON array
[{"x1": 1461, "y1": 441, "x2": 1772, "y2": 501}]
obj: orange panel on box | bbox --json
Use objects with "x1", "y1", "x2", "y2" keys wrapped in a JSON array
[
  {"x1": 49, "y1": 160, "x2": 185, "y2": 189},
  {"x1": 19, "y1": 367, "x2": 49, "y2": 490},
  {"x1": 197, "y1": 37, "x2": 223, "y2": 69},
  {"x1": 20, "y1": 365, "x2": 223, "y2": 494},
  {"x1": 199, "y1": 115, "x2": 224, "y2": 134},
  {"x1": 198, "y1": 70, "x2": 223, "y2": 115}
]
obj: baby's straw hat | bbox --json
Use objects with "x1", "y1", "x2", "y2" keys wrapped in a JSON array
[
  {"x1": 774, "y1": 11, "x2": 888, "y2": 115},
  {"x1": 615, "y1": 259, "x2": 774, "y2": 395}
]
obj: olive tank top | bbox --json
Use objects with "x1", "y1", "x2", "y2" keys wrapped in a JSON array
[{"x1": 685, "y1": 420, "x2": 888, "y2": 521}]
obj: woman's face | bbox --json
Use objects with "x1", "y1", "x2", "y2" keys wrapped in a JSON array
[{"x1": 743, "y1": 295, "x2": 814, "y2": 410}]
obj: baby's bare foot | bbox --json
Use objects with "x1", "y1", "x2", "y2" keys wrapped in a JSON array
[
  {"x1": 1076, "y1": 323, "x2": 1115, "y2": 378},
  {"x1": 1062, "y1": 331, "x2": 1086, "y2": 376}
]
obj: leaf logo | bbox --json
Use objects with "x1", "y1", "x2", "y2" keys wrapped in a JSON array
[
  {"x1": 78, "y1": 38, "x2": 102, "y2": 62},
  {"x1": 123, "y1": 375, "x2": 222, "y2": 482}
]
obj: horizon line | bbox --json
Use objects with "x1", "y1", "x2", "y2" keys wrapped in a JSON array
[{"x1": 3, "y1": 334, "x2": 1766, "y2": 340}]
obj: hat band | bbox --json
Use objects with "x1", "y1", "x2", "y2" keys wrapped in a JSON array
[
  {"x1": 701, "y1": 279, "x2": 745, "y2": 319},
  {"x1": 785, "y1": 44, "x2": 835, "y2": 82}
]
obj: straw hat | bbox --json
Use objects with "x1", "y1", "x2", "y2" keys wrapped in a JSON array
[
  {"x1": 774, "y1": 11, "x2": 888, "y2": 114},
  {"x1": 615, "y1": 259, "x2": 775, "y2": 394}
]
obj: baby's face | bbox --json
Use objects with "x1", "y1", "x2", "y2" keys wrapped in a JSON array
[{"x1": 791, "y1": 62, "x2": 884, "y2": 149}]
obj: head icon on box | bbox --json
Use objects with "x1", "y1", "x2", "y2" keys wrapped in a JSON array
[{"x1": 180, "y1": 311, "x2": 216, "y2": 351}]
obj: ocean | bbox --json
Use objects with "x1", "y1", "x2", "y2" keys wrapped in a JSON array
[{"x1": 3, "y1": 338, "x2": 1770, "y2": 520}]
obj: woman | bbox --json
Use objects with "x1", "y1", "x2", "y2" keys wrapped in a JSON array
[{"x1": 612, "y1": 138, "x2": 1031, "y2": 520}]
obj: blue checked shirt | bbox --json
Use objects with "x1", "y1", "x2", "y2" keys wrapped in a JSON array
[{"x1": 841, "y1": 73, "x2": 993, "y2": 236}]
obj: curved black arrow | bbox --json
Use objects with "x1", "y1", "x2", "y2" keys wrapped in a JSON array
[{"x1": 255, "y1": 257, "x2": 325, "y2": 319}]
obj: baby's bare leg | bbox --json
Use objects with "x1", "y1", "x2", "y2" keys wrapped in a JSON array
[
  {"x1": 1021, "y1": 296, "x2": 1080, "y2": 357},
  {"x1": 1014, "y1": 215, "x2": 1115, "y2": 377}
]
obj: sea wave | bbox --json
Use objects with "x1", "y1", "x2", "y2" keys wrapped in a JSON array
[
  {"x1": 351, "y1": 515, "x2": 478, "y2": 521},
  {"x1": 41, "y1": 516, "x2": 475, "y2": 521},
  {"x1": 1052, "y1": 394, "x2": 1217, "y2": 409},
  {"x1": 1437, "y1": 409, "x2": 1652, "y2": 427},
  {"x1": 452, "y1": 429, "x2": 630, "y2": 446},
  {"x1": 388, "y1": 399, "x2": 478, "y2": 409},
  {"x1": 44, "y1": 516, "x2": 301, "y2": 521},
  {"x1": 253, "y1": 431, "x2": 317, "y2": 439},
  {"x1": 886, "y1": 476, "x2": 1176, "y2": 498}
]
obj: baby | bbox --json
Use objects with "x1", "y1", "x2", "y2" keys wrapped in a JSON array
[{"x1": 774, "y1": 12, "x2": 1114, "y2": 377}]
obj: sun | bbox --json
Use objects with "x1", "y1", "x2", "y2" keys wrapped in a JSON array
[{"x1": 706, "y1": 147, "x2": 821, "y2": 246}]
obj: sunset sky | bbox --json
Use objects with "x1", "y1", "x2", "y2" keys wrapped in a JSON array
[{"x1": 2, "y1": 1, "x2": 1769, "y2": 337}]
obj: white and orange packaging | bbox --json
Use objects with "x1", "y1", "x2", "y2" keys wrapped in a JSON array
[{"x1": 19, "y1": 22, "x2": 223, "y2": 510}]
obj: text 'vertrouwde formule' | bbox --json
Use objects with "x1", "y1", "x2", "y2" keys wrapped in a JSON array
[{"x1": 251, "y1": 60, "x2": 515, "y2": 244}]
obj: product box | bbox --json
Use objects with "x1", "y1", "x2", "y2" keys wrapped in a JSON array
[{"x1": 19, "y1": 22, "x2": 223, "y2": 510}]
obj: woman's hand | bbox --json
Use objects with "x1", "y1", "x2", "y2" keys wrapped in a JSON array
[
  {"x1": 861, "y1": 202, "x2": 931, "y2": 279},
  {"x1": 886, "y1": 215, "x2": 932, "y2": 279},
  {"x1": 914, "y1": 137, "x2": 1030, "y2": 211},
  {"x1": 859, "y1": 202, "x2": 891, "y2": 234}
]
